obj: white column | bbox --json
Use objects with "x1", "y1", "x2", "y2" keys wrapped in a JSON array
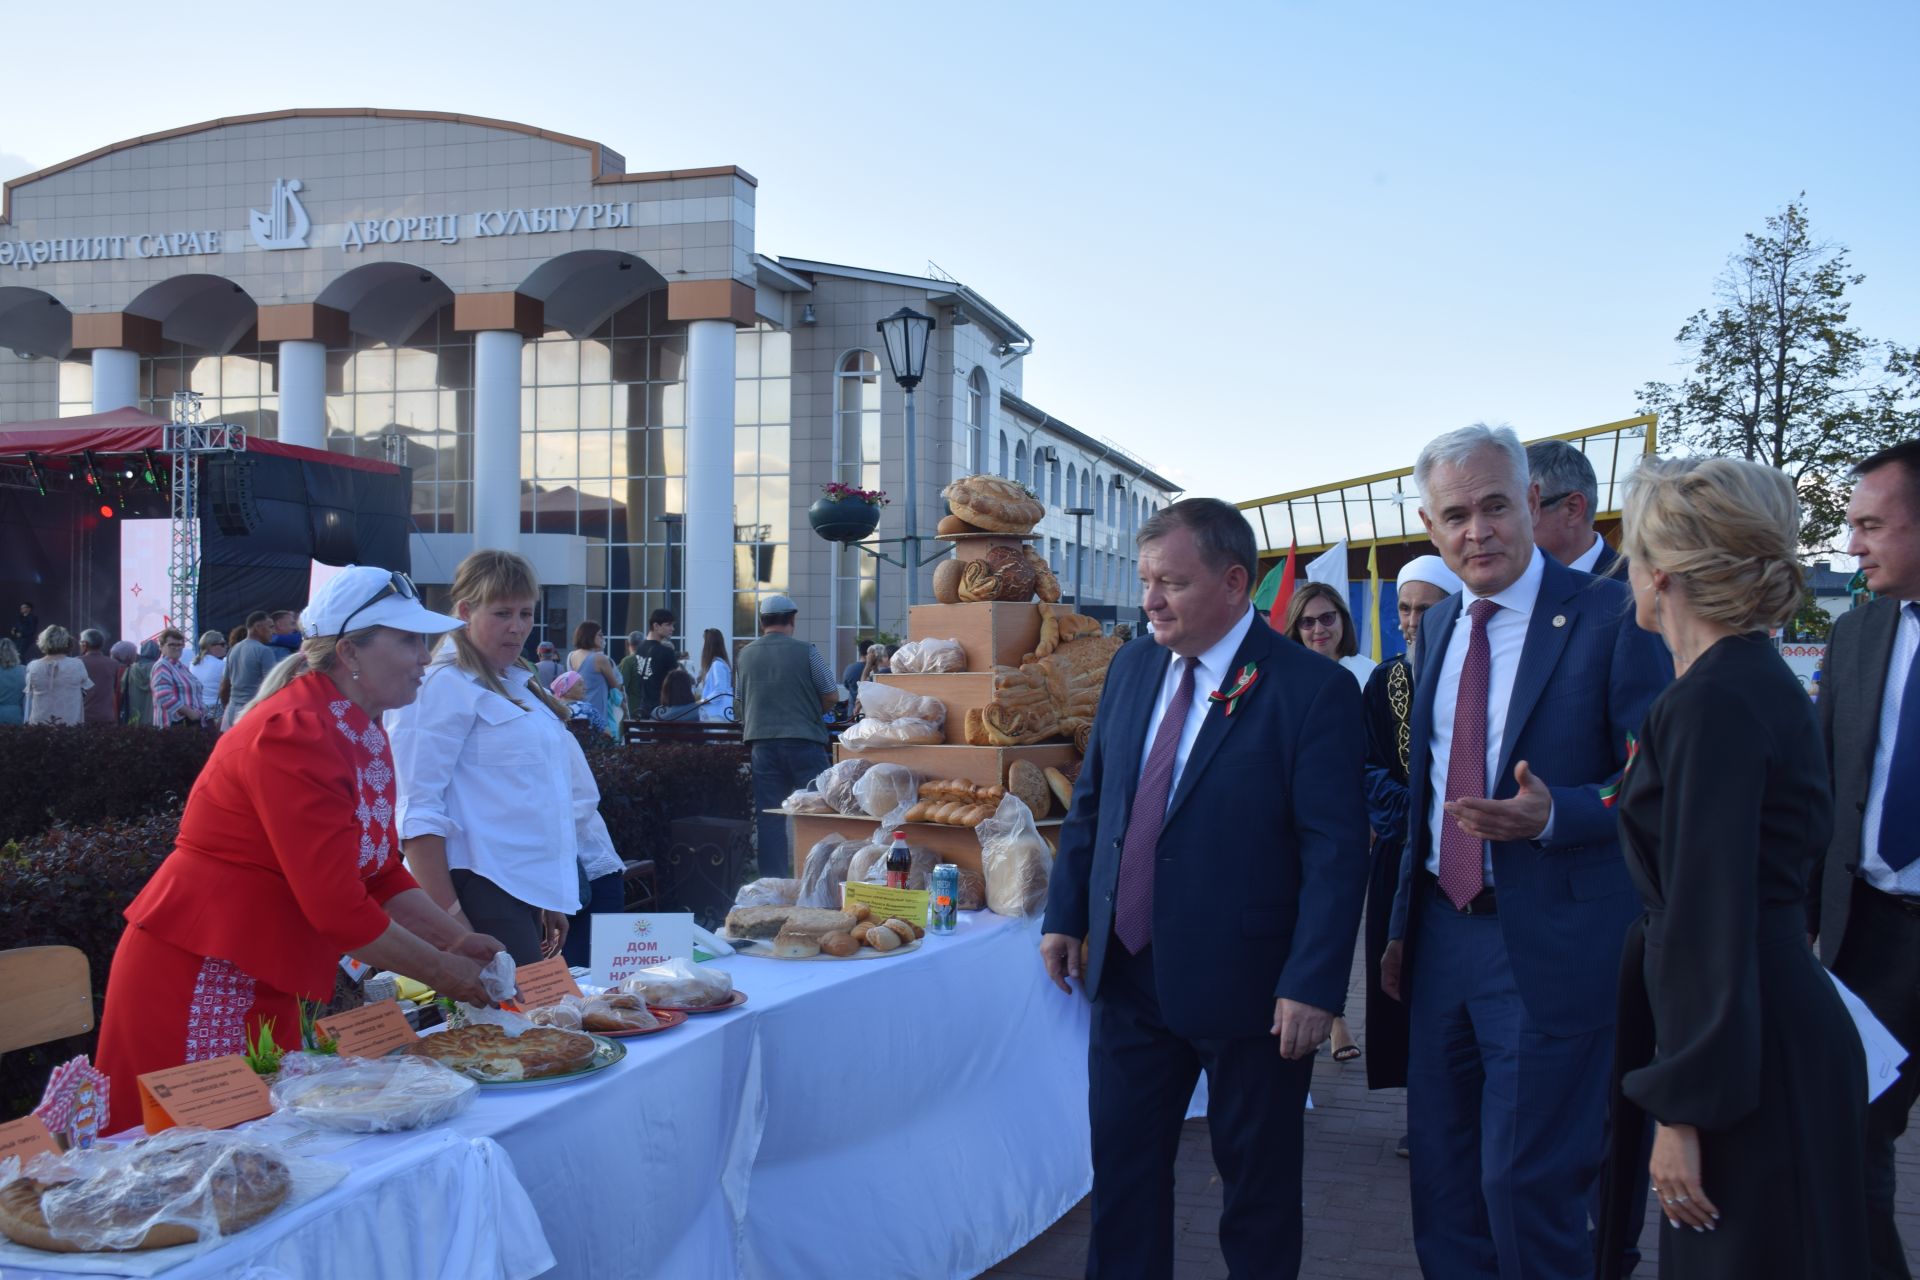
[
  {"x1": 472, "y1": 329, "x2": 524, "y2": 551},
  {"x1": 276, "y1": 339, "x2": 327, "y2": 450},
  {"x1": 90, "y1": 348, "x2": 139, "y2": 413},
  {"x1": 683, "y1": 318, "x2": 736, "y2": 642}
]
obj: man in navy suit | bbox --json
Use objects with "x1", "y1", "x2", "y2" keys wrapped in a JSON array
[
  {"x1": 1380, "y1": 425, "x2": 1669, "y2": 1280},
  {"x1": 1041, "y1": 497, "x2": 1370, "y2": 1279},
  {"x1": 1527, "y1": 438, "x2": 1623, "y2": 577}
]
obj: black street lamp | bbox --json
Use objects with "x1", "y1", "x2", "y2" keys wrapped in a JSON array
[{"x1": 875, "y1": 307, "x2": 936, "y2": 604}]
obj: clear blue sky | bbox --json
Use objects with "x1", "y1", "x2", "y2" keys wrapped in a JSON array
[{"x1": 4, "y1": 0, "x2": 1914, "y2": 502}]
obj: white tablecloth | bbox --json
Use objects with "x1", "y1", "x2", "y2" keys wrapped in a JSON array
[
  {"x1": 9, "y1": 913, "x2": 1098, "y2": 1279},
  {"x1": 3, "y1": 1131, "x2": 552, "y2": 1280}
]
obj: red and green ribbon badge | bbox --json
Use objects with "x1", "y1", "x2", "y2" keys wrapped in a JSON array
[
  {"x1": 1207, "y1": 662, "x2": 1262, "y2": 716},
  {"x1": 1599, "y1": 731, "x2": 1639, "y2": 808}
]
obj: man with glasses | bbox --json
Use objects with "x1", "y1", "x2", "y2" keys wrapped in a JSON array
[{"x1": 1526, "y1": 439, "x2": 1621, "y2": 576}]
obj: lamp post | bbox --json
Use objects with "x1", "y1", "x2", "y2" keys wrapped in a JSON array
[
  {"x1": 875, "y1": 307, "x2": 935, "y2": 605},
  {"x1": 1064, "y1": 506, "x2": 1094, "y2": 605},
  {"x1": 656, "y1": 512, "x2": 684, "y2": 624}
]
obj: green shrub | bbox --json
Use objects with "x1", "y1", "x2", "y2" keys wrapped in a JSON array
[
  {"x1": 0, "y1": 725, "x2": 216, "y2": 845},
  {"x1": 0, "y1": 806, "x2": 181, "y2": 1116}
]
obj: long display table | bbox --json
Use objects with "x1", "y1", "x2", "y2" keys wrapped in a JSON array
[{"x1": 5, "y1": 912, "x2": 1096, "y2": 1279}]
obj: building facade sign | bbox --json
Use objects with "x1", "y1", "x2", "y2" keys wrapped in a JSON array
[{"x1": 0, "y1": 176, "x2": 639, "y2": 269}]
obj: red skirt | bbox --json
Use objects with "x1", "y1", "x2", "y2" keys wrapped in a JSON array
[{"x1": 94, "y1": 924, "x2": 298, "y2": 1136}]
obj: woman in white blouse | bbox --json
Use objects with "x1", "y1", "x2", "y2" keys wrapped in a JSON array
[
  {"x1": 697, "y1": 626, "x2": 734, "y2": 722},
  {"x1": 386, "y1": 550, "x2": 624, "y2": 966}
]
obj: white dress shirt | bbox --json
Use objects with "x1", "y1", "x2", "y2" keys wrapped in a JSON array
[
  {"x1": 1568, "y1": 533, "x2": 1607, "y2": 575},
  {"x1": 1859, "y1": 600, "x2": 1920, "y2": 894},
  {"x1": 386, "y1": 656, "x2": 620, "y2": 912},
  {"x1": 1138, "y1": 604, "x2": 1257, "y2": 802},
  {"x1": 1425, "y1": 547, "x2": 1548, "y2": 880}
]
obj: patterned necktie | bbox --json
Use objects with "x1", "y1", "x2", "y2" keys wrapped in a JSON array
[
  {"x1": 1438, "y1": 599, "x2": 1500, "y2": 909},
  {"x1": 1114, "y1": 657, "x2": 1196, "y2": 954},
  {"x1": 1879, "y1": 603, "x2": 1920, "y2": 871}
]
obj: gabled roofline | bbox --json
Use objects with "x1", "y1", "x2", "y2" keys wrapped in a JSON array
[
  {"x1": 1, "y1": 108, "x2": 756, "y2": 226},
  {"x1": 775, "y1": 257, "x2": 1034, "y2": 346}
]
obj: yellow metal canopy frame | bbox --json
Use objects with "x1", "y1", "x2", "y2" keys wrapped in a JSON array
[{"x1": 1237, "y1": 415, "x2": 1658, "y2": 559}]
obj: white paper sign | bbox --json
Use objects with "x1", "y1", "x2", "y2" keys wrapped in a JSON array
[
  {"x1": 590, "y1": 913, "x2": 695, "y2": 987},
  {"x1": 1826, "y1": 968, "x2": 1908, "y2": 1103}
]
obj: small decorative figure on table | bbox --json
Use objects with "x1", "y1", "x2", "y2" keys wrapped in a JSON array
[{"x1": 34, "y1": 1055, "x2": 110, "y2": 1150}]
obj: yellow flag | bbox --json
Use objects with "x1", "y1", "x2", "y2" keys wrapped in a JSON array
[{"x1": 1367, "y1": 543, "x2": 1382, "y2": 659}]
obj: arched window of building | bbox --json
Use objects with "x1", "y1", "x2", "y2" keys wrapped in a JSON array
[
  {"x1": 1049, "y1": 452, "x2": 1062, "y2": 506},
  {"x1": 1065, "y1": 463, "x2": 1077, "y2": 508},
  {"x1": 1082, "y1": 470, "x2": 1094, "y2": 512},
  {"x1": 837, "y1": 350, "x2": 881, "y2": 488},
  {"x1": 998, "y1": 430, "x2": 1009, "y2": 477},
  {"x1": 1014, "y1": 440, "x2": 1029, "y2": 487},
  {"x1": 966, "y1": 368, "x2": 987, "y2": 473}
]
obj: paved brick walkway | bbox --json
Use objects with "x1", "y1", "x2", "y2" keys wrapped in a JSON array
[{"x1": 987, "y1": 945, "x2": 1920, "y2": 1279}]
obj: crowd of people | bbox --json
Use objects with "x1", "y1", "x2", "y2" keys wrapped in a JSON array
[
  {"x1": 1042, "y1": 427, "x2": 1920, "y2": 1280},
  {"x1": 17, "y1": 421, "x2": 1918, "y2": 1277},
  {"x1": 3, "y1": 593, "x2": 741, "y2": 740}
]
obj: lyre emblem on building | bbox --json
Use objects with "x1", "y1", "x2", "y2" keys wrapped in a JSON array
[{"x1": 248, "y1": 178, "x2": 310, "y2": 251}]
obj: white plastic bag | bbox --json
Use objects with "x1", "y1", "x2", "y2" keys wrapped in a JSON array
[
  {"x1": 799, "y1": 836, "x2": 866, "y2": 908},
  {"x1": 618, "y1": 957, "x2": 734, "y2": 1009},
  {"x1": 813, "y1": 757, "x2": 874, "y2": 813},
  {"x1": 838, "y1": 716, "x2": 944, "y2": 750},
  {"x1": 782, "y1": 788, "x2": 836, "y2": 814},
  {"x1": 734, "y1": 877, "x2": 800, "y2": 908},
  {"x1": 853, "y1": 763, "x2": 919, "y2": 818},
  {"x1": 853, "y1": 680, "x2": 946, "y2": 725},
  {"x1": 270, "y1": 1055, "x2": 476, "y2": 1133},
  {"x1": 478, "y1": 951, "x2": 518, "y2": 1005},
  {"x1": 976, "y1": 792, "x2": 1053, "y2": 916},
  {"x1": 891, "y1": 637, "x2": 967, "y2": 674}
]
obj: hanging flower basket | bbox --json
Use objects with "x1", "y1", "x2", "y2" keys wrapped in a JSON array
[{"x1": 809, "y1": 483, "x2": 887, "y2": 543}]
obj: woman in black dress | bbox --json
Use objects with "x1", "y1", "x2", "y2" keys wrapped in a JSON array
[{"x1": 1600, "y1": 456, "x2": 1866, "y2": 1277}]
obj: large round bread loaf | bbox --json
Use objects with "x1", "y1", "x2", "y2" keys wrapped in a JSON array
[
  {"x1": 942, "y1": 475, "x2": 1044, "y2": 534},
  {"x1": 932, "y1": 558, "x2": 965, "y2": 604},
  {"x1": 0, "y1": 1141, "x2": 291, "y2": 1253}
]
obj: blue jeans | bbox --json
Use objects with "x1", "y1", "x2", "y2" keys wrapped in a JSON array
[{"x1": 750, "y1": 739, "x2": 830, "y2": 878}]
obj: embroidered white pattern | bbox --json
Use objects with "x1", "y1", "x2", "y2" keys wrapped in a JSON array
[
  {"x1": 331, "y1": 698, "x2": 395, "y2": 874},
  {"x1": 183, "y1": 957, "x2": 255, "y2": 1061}
]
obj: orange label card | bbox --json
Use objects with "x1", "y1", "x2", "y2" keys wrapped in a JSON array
[
  {"x1": 316, "y1": 1000, "x2": 418, "y2": 1059},
  {"x1": 136, "y1": 1056, "x2": 270, "y2": 1134},
  {"x1": 0, "y1": 1115, "x2": 61, "y2": 1164},
  {"x1": 513, "y1": 957, "x2": 582, "y2": 1009}
]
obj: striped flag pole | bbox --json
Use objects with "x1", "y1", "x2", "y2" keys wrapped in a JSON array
[{"x1": 1367, "y1": 543, "x2": 1382, "y2": 659}]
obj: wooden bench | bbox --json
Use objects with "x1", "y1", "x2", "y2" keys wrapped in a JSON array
[{"x1": 623, "y1": 718, "x2": 744, "y2": 747}]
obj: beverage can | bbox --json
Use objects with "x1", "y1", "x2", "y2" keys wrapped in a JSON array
[{"x1": 929, "y1": 863, "x2": 960, "y2": 934}]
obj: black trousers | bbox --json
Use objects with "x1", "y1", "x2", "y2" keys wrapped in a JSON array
[
  {"x1": 450, "y1": 869, "x2": 546, "y2": 967},
  {"x1": 1087, "y1": 938, "x2": 1313, "y2": 1280},
  {"x1": 1834, "y1": 880, "x2": 1920, "y2": 1280}
]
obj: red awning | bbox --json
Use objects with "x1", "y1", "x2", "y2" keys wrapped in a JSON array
[{"x1": 0, "y1": 408, "x2": 401, "y2": 474}]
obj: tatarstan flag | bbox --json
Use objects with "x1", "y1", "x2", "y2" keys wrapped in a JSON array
[{"x1": 1253, "y1": 543, "x2": 1298, "y2": 628}]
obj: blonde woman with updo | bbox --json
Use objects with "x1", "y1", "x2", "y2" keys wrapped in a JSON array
[
  {"x1": 1596, "y1": 457, "x2": 1865, "y2": 1277},
  {"x1": 386, "y1": 550, "x2": 623, "y2": 967},
  {"x1": 23, "y1": 625, "x2": 90, "y2": 725}
]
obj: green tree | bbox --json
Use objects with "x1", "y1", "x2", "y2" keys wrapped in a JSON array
[{"x1": 1639, "y1": 197, "x2": 1919, "y2": 547}]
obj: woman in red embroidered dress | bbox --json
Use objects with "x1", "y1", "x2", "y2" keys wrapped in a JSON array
[{"x1": 95, "y1": 566, "x2": 507, "y2": 1134}]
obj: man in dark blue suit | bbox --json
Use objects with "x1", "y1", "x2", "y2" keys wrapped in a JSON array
[
  {"x1": 1041, "y1": 497, "x2": 1370, "y2": 1279},
  {"x1": 1528, "y1": 438, "x2": 1624, "y2": 578},
  {"x1": 1380, "y1": 425, "x2": 1669, "y2": 1280}
]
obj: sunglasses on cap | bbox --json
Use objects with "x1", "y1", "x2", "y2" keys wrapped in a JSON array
[{"x1": 336, "y1": 571, "x2": 420, "y2": 641}]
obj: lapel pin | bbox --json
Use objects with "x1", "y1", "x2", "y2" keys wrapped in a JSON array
[{"x1": 1552, "y1": 614, "x2": 1567, "y2": 628}]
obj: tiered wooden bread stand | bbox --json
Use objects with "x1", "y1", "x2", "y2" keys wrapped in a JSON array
[{"x1": 783, "y1": 537, "x2": 1080, "y2": 880}]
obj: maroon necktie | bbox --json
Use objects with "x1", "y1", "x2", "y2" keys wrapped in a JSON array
[
  {"x1": 1438, "y1": 599, "x2": 1499, "y2": 909},
  {"x1": 1114, "y1": 657, "x2": 1196, "y2": 954}
]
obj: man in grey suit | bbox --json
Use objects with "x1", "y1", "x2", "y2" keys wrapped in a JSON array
[
  {"x1": 1525, "y1": 439, "x2": 1621, "y2": 577},
  {"x1": 1813, "y1": 438, "x2": 1920, "y2": 1278}
]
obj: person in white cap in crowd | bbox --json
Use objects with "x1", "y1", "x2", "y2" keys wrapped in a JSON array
[
  {"x1": 1360, "y1": 556, "x2": 1465, "y2": 1142},
  {"x1": 94, "y1": 565, "x2": 504, "y2": 1136},
  {"x1": 735, "y1": 593, "x2": 841, "y2": 876}
]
